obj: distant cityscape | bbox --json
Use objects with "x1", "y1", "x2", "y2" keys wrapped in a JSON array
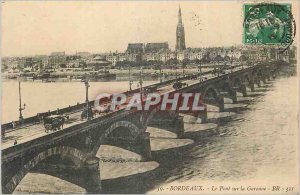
[{"x1": 2, "y1": 7, "x2": 297, "y2": 73}]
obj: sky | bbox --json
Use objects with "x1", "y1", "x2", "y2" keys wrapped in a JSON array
[{"x1": 1, "y1": 1, "x2": 298, "y2": 57}]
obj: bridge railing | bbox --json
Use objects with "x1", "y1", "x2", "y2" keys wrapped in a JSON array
[
  {"x1": 1, "y1": 70, "x2": 211, "y2": 130},
  {"x1": 0, "y1": 67, "x2": 245, "y2": 133},
  {"x1": 1, "y1": 106, "x2": 137, "y2": 160},
  {"x1": 1, "y1": 101, "x2": 90, "y2": 133}
]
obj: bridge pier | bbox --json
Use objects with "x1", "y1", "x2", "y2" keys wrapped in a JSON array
[
  {"x1": 218, "y1": 96, "x2": 225, "y2": 112},
  {"x1": 272, "y1": 70, "x2": 278, "y2": 79},
  {"x1": 249, "y1": 81, "x2": 255, "y2": 92},
  {"x1": 250, "y1": 83, "x2": 255, "y2": 92},
  {"x1": 266, "y1": 73, "x2": 271, "y2": 81},
  {"x1": 268, "y1": 73, "x2": 272, "y2": 81},
  {"x1": 271, "y1": 70, "x2": 278, "y2": 79},
  {"x1": 137, "y1": 132, "x2": 152, "y2": 161},
  {"x1": 197, "y1": 106, "x2": 208, "y2": 124},
  {"x1": 240, "y1": 84, "x2": 247, "y2": 97},
  {"x1": 173, "y1": 115, "x2": 185, "y2": 138},
  {"x1": 256, "y1": 78, "x2": 261, "y2": 87},
  {"x1": 262, "y1": 75, "x2": 267, "y2": 84},
  {"x1": 83, "y1": 157, "x2": 102, "y2": 193},
  {"x1": 230, "y1": 90, "x2": 238, "y2": 103}
]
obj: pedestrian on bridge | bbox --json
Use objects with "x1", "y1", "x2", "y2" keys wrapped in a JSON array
[
  {"x1": 37, "y1": 113, "x2": 43, "y2": 123},
  {"x1": 12, "y1": 121, "x2": 16, "y2": 129}
]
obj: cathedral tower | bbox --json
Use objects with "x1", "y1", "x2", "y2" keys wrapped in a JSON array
[{"x1": 176, "y1": 6, "x2": 186, "y2": 51}]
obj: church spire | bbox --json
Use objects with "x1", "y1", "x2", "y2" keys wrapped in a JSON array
[
  {"x1": 176, "y1": 5, "x2": 186, "y2": 51},
  {"x1": 178, "y1": 5, "x2": 182, "y2": 25}
]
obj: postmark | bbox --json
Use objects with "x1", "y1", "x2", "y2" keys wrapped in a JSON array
[{"x1": 243, "y1": 3, "x2": 296, "y2": 51}]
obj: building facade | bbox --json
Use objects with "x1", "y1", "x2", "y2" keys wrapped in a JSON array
[
  {"x1": 126, "y1": 43, "x2": 144, "y2": 54},
  {"x1": 145, "y1": 42, "x2": 169, "y2": 53},
  {"x1": 48, "y1": 52, "x2": 66, "y2": 69}
]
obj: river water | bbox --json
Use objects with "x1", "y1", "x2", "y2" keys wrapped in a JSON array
[
  {"x1": 2, "y1": 74, "x2": 299, "y2": 193},
  {"x1": 158, "y1": 75, "x2": 299, "y2": 190},
  {"x1": 1, "y1": 80, "x2": 157, "y2": 123}
]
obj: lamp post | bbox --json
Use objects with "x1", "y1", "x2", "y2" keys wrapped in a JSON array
[
  {"x1": 182, "y1": 61, "x2": 185, "y2": 76},
  {"x1": 175, "y1": 51, "x2": 178, "y2": 80},
  {"x1": 18, "y1": 81, "x2": 26, "y2": 122},
  {"x1": 129, "y1": 64, "x2": 133, "y2": 91},
  {"x1": 139, "y1": 66, "x2": 143, "y2": 102},
  {"x1": 175, "y1": 63, "x2": 178, "y2": 79},
  {"x1": 198, "y1": 59, "x2": 202, "y2": 81},
  {"x1": 84, "y1": 79, "x2": 90, "y2": 120},
  {"x1": 159, "y1": 63, "x2": 163, "y2": 83}
]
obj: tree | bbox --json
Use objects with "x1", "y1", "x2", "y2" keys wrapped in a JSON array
[
  {"x1": 214, "y1": 55, "x2": 224, "y2": 62},
  {"x1": 194, "y1": 58, "x2": 201, "y2": 64},
  {"x1": 147, "y1": 60, "x2": 155, "y2": 66},
  {"x1": 115, "y1": 60, "x2": 131, "y2": 67},
  {"x1": 80, "y1": 61, "x2": 87, "y2": 69},
  {"x1": 59, "y1": 64, "x2": 67, "y2": 68},
  {"x1": 182, "y1": 58, "x2": 190, "y2": 66},
  {"x1": 200, "y1": 58, "x2": 207, "y2": 64},
  {"x1": 166, "y1": 58, "x2": 177, "y2": 65},
  {"x1": 224, "y1": 56, "x2": 231, "y2": 61},
  {"x1": 202, "y1": 53, "x2": 210, "y2": 63}
]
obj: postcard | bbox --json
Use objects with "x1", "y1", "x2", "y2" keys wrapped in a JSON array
[{"x1": 1, "y1": 1, "x2": 299, "y2": 194}]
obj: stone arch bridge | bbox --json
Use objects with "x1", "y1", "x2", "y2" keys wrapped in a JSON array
[{"x1": 1, "y1": 62, "x2": 282, "y2": 193}]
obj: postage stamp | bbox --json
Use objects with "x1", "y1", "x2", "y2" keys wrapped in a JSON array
[{"x1": 243, "y1": 3, "x2": 296, "y2": 48}]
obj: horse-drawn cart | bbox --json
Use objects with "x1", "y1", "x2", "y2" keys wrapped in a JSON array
[
  {"x1": 43, "y1": 115, "x2": 65, "y2": 133},
  {"x1": 81, "y1": 108, "x2": 94, "y2": 120},
  {"x1": 173, "y1": 81, "x2": 187, "y2": 90}
]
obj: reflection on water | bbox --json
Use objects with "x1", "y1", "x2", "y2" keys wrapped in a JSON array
[{"x1": 163, "y1": 76, "x2": 298, "y2": 185}]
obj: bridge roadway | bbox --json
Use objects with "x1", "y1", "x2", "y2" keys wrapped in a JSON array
[{"x1": 1, "y1": 66, "x2": 246, "y2": 150}]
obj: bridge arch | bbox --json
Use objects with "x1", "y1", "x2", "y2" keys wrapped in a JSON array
[
  {"x1": 252, "y1": 69, "x2": 263, "y2": 85},
  {"x1": 91, "y1": 120, "x2": 142, "y2": 156},
  {"x1": 218, "y1": 81, "x2": 232, "y2": 92},
  {"x1": 256, "y1": 69, "x2": 263, "y2": 79},
  {"x1": 202, "y1": 84, "x2": 220, "y2": 101},
  {"x1": 246, "y1": 73, "x2": 252, "y2": 84},
  {"x1": 104, "y1": 120, "x2": 141, "y2": 139},
  {"x1": 251, "y1": 69, "x2": 258, "y2": 78},
  {"x1": 3, "y1": 146, "x2": 87, "y2": 194}
]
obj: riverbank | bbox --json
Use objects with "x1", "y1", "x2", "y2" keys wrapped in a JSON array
[{"x1": 2, "y1": 67, "x2": 213, "y2": 82}]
